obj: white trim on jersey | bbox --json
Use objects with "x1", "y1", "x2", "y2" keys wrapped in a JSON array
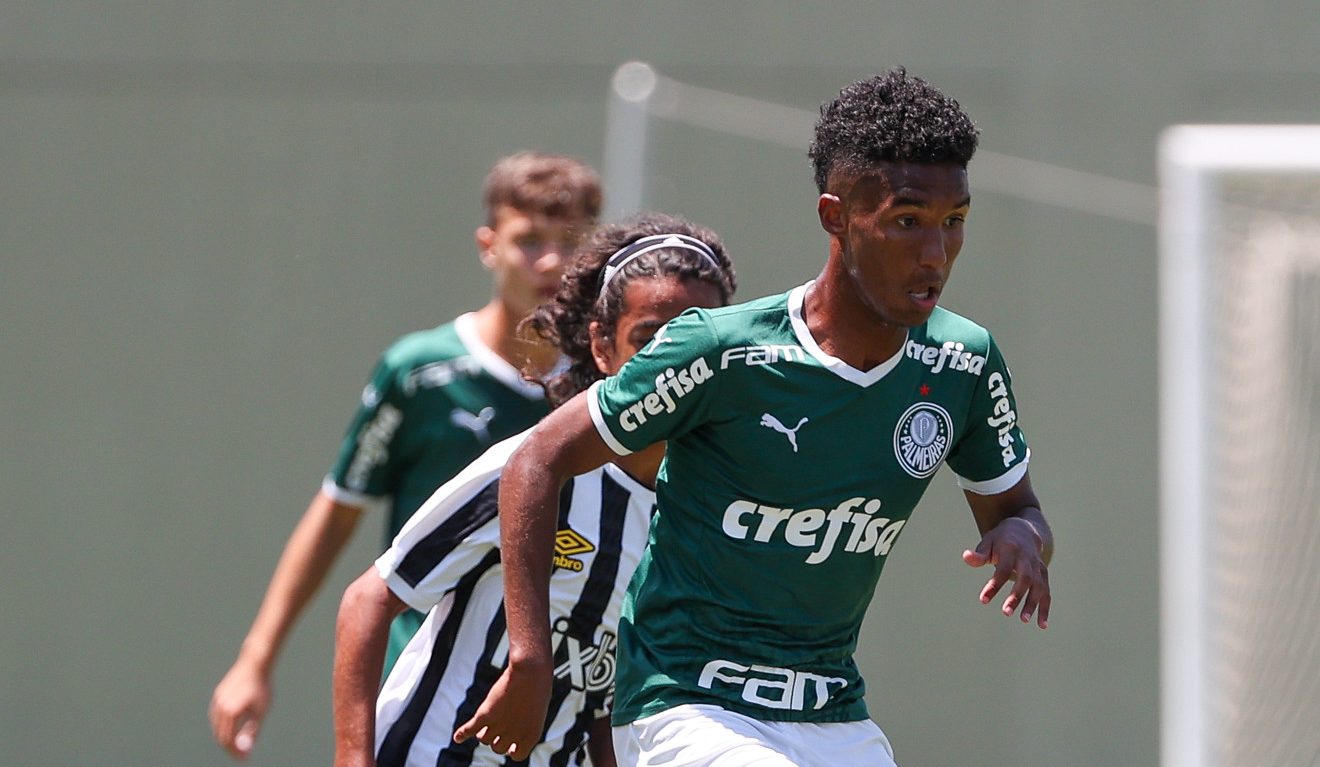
[
  {"x1": 588, "y1": 379, "x2": 634, "y2": 456},
  {"x1": 786, "y1": 283, "x2": 908, "y2": 388},
  {"x1": 372, "y1": 428, "x2": 655, "y2": 767},
  {"x1": 954, "y1": 448, "x2": 1032, "y2": 495},
  {"x1": 374, "y1": 435, "x2": 523, "y2": 606},
  {"x1": 320, "y1": 475, "x2": 385, "y2": 508},
  {"x1": 453, "y1": 312, "x2": 548, "y2": 400}
]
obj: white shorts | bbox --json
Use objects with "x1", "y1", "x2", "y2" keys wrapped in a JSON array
[{"x1": 612, "y1": 704, "x2": 897, "y2": 767}]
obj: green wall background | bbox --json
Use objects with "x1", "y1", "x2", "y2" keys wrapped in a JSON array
[{"x1": 3, "y1": 3, "x2": 1317, "y2": 765}]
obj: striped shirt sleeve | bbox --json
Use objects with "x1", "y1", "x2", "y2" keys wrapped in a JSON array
[{"x1": 374, "y1": 432, "x2": 524, "y2": 611}]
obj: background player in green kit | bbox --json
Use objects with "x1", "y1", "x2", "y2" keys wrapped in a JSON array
[
  {"x1": 209, "y1": 151, "x2": 602, "y2": 761},
  {"x1": 455, "y1": 69, "x2": 1053, "y2": 766}
]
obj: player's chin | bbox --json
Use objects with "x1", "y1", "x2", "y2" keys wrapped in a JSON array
[{"x1": 891, "y1": 305, "x2": 938, "y2": 328}]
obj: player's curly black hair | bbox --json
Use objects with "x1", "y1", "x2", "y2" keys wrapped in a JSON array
[
  {"x1": 809, "y1": 67, "x2": 979, "y2": 193},
  {"x1": 522, "y1": 212, "x2": 736, "y2": 408}
]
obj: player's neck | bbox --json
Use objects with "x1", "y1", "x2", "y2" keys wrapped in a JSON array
[
  {"x1": 805, "y1": 268, "x2": 907, "y2": 371},
  {"x1": 611, "y1": 442, "x2": 665, "y2": 490},
  {"x1": 471, "y1": 301, "x2": 560, "y2": 377}
]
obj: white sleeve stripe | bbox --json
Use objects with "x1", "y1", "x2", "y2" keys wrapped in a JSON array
[
  {"x1": 954, "y1": 449, "x2": 1031, "y2": 495},
  {"x1": 587, "y1": 380, "x2": 633, "y2": 456},
  {"x1": 376, "y1": 510, "x2": 501, "y2": 613},
  {"x1": 320, "y1": 476, "x2": 379, "y2": 508}
]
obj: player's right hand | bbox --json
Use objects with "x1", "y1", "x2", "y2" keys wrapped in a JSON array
[
  {"x1": 209, "y1": 661, "x2": 271, "y2": 760},
  {"x1": 453, "y1": 661, "x2": 552, "y2": 761},
  {"x1": 962, "y1": 516, "x2": 1051, "y2": 629}
]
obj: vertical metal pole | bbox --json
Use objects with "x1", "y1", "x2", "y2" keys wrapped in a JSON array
[
  {"x1": 1159, "y1": 125, "x2": 1212, "y2": 767},
  {"x1": 602, "y1": 61, "x2": 658, "y2": 220}
]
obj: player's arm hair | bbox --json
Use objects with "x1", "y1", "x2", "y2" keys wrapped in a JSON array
[
  {"x1": 450, "y1": 394, "x2": 617, "y2": 758},
  {"x1": 499, "y1": 392, "x2": 618, "y2": 670}
]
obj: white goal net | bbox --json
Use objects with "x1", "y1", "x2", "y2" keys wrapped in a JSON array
[{"x1": 1160, "y1": 125, "x2": 1320, "y2": 767}]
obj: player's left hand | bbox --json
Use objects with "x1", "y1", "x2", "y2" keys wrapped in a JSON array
[{"x1": 963, "y1": 516, "x2": 1050, "y2": 629}]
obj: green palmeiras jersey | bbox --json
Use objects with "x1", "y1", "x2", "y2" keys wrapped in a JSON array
[
  {"x1": 324, "y1": 312, "x2": 550, "y2": 669},
  {"x1": 587, "y1": 283, "x2": 1030, "y2": 725}
]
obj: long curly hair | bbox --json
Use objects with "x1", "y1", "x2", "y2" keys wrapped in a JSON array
[
  {"x1": 523, "y1": 212, "x2": 736, "y2": 407},
  {"x1": 809, "y1": 67, "x2": 980, "y2": 193}
]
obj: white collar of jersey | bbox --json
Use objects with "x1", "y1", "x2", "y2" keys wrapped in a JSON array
[
  {"x1": 454, "y1": 312, "x2": 549, "y2": 399},
  {"x1": 787, "y1": 282, "x2": 907, "y2": 388}
]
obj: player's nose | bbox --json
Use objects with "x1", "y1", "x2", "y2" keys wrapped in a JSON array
[
  {"x1": 534, "y1": 246, "x2": 565, "y2": 273},
  {"x1": 917, "y1": 230, "x2": 951, "y2": 268}
]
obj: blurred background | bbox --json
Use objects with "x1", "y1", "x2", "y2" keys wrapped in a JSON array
[{"x1": 3, "y1": 3, "x2": 1318, "y2": 765}]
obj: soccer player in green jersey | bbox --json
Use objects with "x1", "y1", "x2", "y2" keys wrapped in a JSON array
[
  {"x1": 210, "y1": 152, "x2": 602, "y2": 761},
  {"x1": 455, "y1": 69, "x2": 1054, "y2": 766}
]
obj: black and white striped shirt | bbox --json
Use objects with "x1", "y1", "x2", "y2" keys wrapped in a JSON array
[{"x1": 373, "y1": 429, "x2": 655, "y2": 767}]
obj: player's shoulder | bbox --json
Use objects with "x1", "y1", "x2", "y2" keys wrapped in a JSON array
[
  {"x1": 709, "y1": 289, "x2": 793, "y2": 322},
  {"x1": 671, "y1": 289, "x2": 794, "y2": 344},
  {"x1": 431, "y1": 427, "x2": 530, "y2": 494},
  {"x1": 912, "y1": 305, "x2": 994, "y2": 354},
  {"x1": 362, "y1": 318, "x2": 487, "y2": 401},
  {"x1": 388, "y1": 428, "x2": 529, "y2": 543},
  {"x1": 458, "y1": 427, "x2": 530, "y2": 478},
  {"x1": 379, "y1": 319, "x2": 466, "y2": 370}
]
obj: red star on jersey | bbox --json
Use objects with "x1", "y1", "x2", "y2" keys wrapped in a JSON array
[{"x1": 919, "y1": 383, "x2": 931, "y2": 396}]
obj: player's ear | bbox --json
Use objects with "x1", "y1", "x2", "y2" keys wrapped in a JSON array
[
  {"x1": 818, "y1": 193, "x2": 845, "y2": 236},
  {"x1": 589, "y1": 321, "x2": 616, "y2": 375},
  {"x1": 475, "y1": 226, "x2": 496, "y2": 269}
]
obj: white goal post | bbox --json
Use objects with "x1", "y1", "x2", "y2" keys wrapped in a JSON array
[{"x1": 1160, "y1": 125, "x2": 1320, "y2": 767}]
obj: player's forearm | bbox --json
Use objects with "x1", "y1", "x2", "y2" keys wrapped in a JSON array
[
  {"x1": 238, "y1": 492, "x2": 364, "y2": 670},
  {"x1": 501, "y1": 395, "x2": 618, "y2": 667},
  {"x1": 498, "y1": 440, "x2": 565, "y2": 669},
  {"x1": 966, "y1": 473, "x2": 1052, "y2": 565},
  {"x1": 333, "y1": 571, "x2": 402, "y2": 762}
]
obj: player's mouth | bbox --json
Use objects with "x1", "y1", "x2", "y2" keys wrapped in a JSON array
[{"x1": 907, "y1": 283, "x2": 942, "y2": 311}]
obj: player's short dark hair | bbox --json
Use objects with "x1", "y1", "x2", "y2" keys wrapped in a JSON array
[
  {"x1": 483, "y1": 151, "x2": 602, "y2": 225},
  {"x1": 809, "y1": 67, "x2": 979, "y2": 193},
  {"x1": 523, "y1": 212, "x2": 736, "y2": 408}
]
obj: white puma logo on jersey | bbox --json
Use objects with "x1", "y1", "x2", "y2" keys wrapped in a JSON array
[
  {"x1": 760, "y1": 413, "x2": 808, "y2": 453},
  {"x1": 450, "y1": 406, "x2": 496, "y2": 443},
  {"x1": 647, "y1": 324, "x2": 673, "y2": 350}
]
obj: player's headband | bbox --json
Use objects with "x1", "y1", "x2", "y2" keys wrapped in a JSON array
[{"x1": 598, "y1": 234, "x2": 721, "y2": 297}]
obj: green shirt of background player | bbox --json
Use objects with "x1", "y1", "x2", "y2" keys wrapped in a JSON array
[
  {"x1": 456, "y1": 69, "x2": 1053, "y2": 765},
  {"x1": 209, "y1": 152, "x2": 602, "y2": 761}
]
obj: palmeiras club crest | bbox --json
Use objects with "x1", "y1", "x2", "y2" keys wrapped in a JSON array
[{"x1": 893, "y1": 402, "x2": 953, "y2": 479}]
